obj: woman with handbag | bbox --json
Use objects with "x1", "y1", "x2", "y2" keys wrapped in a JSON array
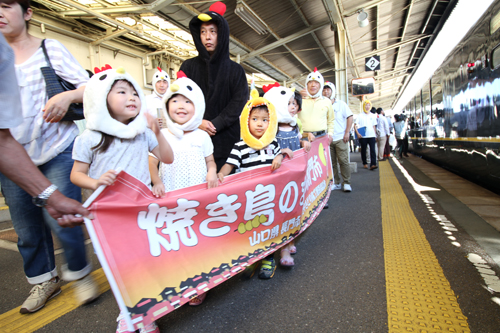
[{"x1": 0, "y1": 0, "x2": 97, "y2": 313}]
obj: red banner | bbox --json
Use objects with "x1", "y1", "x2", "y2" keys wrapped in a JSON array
[{"x1": 85, "y1": 136, "x2": 333, "y2": 331}]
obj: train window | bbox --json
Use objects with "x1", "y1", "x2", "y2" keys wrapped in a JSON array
[{"x1": 491, "y1": 45, "x2": 500, "y2": 69}]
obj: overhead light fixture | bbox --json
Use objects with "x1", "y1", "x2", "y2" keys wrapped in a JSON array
[
  {"x1": 234, "y1": 0, "x2": 268, "y2": 35},
  {"x1": 357, "y1": 9, "x2": 369, "y2": 28}
]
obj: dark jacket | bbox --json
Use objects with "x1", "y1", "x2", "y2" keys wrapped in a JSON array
[{"x1": 180, "y1": 9, "x2": 249, "y2": 171}]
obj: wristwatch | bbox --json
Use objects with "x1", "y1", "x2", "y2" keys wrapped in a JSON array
[{"x1": 32, "y1": 184, "x2": 58, "y2": 207}]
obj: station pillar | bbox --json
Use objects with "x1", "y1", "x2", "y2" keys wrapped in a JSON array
[{"x1": 334, "y1": 24, "x2": 348, "y2": 104}]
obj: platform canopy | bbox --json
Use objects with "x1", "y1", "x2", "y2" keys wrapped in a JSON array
[{"x1": 31, "y1": 0, "x2": 453, "y2": 112}]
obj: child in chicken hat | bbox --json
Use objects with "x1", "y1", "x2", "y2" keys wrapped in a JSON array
[
  {"x1": 145, "y1": 67, "x2": 170, "y2": 119},
  {"x1": 149, "y1": 70, "x2": 217, "y2": 198}
]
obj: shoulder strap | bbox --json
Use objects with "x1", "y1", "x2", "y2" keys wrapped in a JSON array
[{"x1": 40, "y1": 39, "x2": 53, "y2": 68}]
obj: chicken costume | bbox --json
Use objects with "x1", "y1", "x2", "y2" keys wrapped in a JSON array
[
  {"x1": 155, "y1": 71, "x2": 214, "y2": 191},
  {"x1": 180, "y1": 1, "x2": 248, "y2": 171},
  {"x1": 226, "y1": 89, "x2": 281, "y2": 173},
  {"x1": 146, "y1": 67, "x2": 170, "y2": 117}
]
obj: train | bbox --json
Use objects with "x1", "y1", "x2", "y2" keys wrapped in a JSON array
[{"x1": 403, "y1": 1, "x2": 500, "y2": 195}]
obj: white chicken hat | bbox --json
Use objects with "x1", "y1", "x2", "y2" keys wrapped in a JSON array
[
  {"x1": 152, "y1": 67, "x2": 170, "y2": 97},
  {"x1": 84, "y1": 65, "x2": 147, "y2": 139},
  {"x1": 324, "y1": 81, "x2": 336, "y2": 100},
  {"x1": 305, "y1": 67, "x2": 325, "y2": 98},
  {"x1": 162, "y1": 71, "x2": 205, "y2": 139},
  {"x1": 262, "y1": 82, "x2": 297, "y2": 126}
]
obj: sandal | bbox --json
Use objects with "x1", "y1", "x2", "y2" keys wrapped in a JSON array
[
  {"x1": 289, "y1": 245, "x2": 297, "y2": 255},
  {"x1": 189, "y1": 292, "x2": 206, "y2": 306},
  {"x1": 280, "y1": 248, "x2": 294, "y2": 267}
]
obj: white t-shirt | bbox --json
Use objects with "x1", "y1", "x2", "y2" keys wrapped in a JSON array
[
  {"x1": 73, "y1": 129, "x2": 159, "y2": 187},
  {"x1": 157, "y1": 129, "x2": 213, "y2": 191},
  {"x1": 355, "y1": 112, "x2": 377, "y2": 138},
  {"x1": 145, "y1": 93, "x2": 164, "y2": 118},
  {"x1": 377, "y1": 115, "x2": 390, "y2": 137},
  {"x1": 332, "y1": 99, "x2": 353, "y2": 141}
]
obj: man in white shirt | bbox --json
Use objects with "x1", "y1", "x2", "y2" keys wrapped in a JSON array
[
  {"x1": 376, "y1": 108, "x2": 390, "y2": 161},
  {"x1": 323, "y1": 82, "x2": 353, "y2": 192}
]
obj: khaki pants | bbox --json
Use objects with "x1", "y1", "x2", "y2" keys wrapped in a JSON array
[
  {"x1": 330, "y1": 139, "x2": 351, "y2": 185},
  {"x1": 377, "y1": 136, "x2": 387, "y2": 160}
]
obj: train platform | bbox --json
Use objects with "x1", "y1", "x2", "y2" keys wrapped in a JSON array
[{"x1": 1, "y1": 152, "x2": 500, "y2": 332}]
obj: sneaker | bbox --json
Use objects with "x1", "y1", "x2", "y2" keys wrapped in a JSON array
[
  {"x1": 332, "y1": 183, "x2": 342, "y2": 191},
  {"x1": 140, "y1": 321, "x2": 160, "y2": 333},
  {"x1": 258, "y1": 257, "x2": 276, "y2": 279},
  {"x1": 73, "y1": 274, "x2": 98, "y2": 305},
  {"x1": 241, "y1": 263, "x2": 257, "y2": 280},
  {"x1": 343, "y1": 184, "x2": 352, "y2": 192},
  {"x1": 20, "y1": 277, "x2": 61, "y2": 314}
]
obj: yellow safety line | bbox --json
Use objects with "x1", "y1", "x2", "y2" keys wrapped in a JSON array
[
  {"x1": 0, "y1": 269, "x2": 109, "y2": 333},
  {"x1": 380, "y1": 161, "x2": 470, "y2": 332},
  {"x1": 0, "y1": 206, "x2": 8, "y2": 211}
]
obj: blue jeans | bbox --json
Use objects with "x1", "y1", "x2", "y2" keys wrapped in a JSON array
[{"x1": 0, "y1": 141, "x2": 90, "y2": 284}]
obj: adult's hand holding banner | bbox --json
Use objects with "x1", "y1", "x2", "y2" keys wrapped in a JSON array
[{"x1": 84, "y1": 136, "x2": 333, "y2": 331}]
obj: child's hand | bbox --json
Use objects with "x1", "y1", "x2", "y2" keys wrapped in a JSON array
[
  {"x1": 307, "y1": 132, "x2": 315, "y2": 142},
  {"x1": 97, "y1": 170, "x2": 118, "y2": 188},
  {"x1": 302, "y1": 140, "x2": 311, "y2": 153},
  {"x1": 145, "y1": 113, "x2": 160, "y2": 135},
  {"x1": 152, "y1": 182, "x2": 165, "y2": 198},
  {"x1": 217, "y1": 172, "x2": 225, "y2": 183},
  {"x1": 206, "y1": 171, "x2": 218, "y2": 188},
  {"x1": 282, "y1": 148, "x2": 294, "y2": 159},
  {"x1": 271, "y1": 155, "x2": 283, "y2": 171}
]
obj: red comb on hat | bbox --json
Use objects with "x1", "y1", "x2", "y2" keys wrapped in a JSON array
[
  {"x1": 177, "y1": 70, "x2": 187, "y2": 79},
  {"x1": 314, "y1": 67, "x2": 318, "y2": 72},
  {"x1": 262, "y1": 82, "x2": 280, "y2": 93},
  {"x1": 157, "y1": 66, "x2": 162, "y2": 72},
  {"x1": 209, "y1": 1, "x2": 226, "y2": 16},
  {"x1": 94, "y1": 64, "x2": 112, "y2": 74}
]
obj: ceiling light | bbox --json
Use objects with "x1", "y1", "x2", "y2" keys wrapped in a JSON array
[
  {"x1": 234, "y1": 0, "x2": 268, "y2": 35},
  {"x1": 357, "y1": 9, "x2": 369, "y2": 28}
]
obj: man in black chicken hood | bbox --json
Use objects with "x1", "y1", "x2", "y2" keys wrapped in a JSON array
[{"x1": 180, "y1": 1, "x2": 249, "y2": 171}]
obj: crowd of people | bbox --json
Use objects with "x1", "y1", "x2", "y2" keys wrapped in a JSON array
[{"x1": 0, "y1": 0, "x2": 410, "y2": 332}]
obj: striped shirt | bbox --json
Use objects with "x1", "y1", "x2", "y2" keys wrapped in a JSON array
[
  {"x1": 226, "y1": 139, "x2": 282, "y2": 173},
  {"x1": 10, "y1": 39, "x2": 89, "y2": 166}
]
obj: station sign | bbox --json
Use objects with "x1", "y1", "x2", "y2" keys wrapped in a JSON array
[{"x1": 365, "y1": 55, "x2": 381, "y2": 71}]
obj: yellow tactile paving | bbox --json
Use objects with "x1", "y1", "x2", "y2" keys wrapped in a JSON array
[
  {"x1": 0, "y1": 268, "x2": 109, "y2": 333},
  {"x1": 380, "y1": 161, "x2": 470, "y2": 332}
]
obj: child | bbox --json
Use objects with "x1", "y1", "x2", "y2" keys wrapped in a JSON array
[
  {"x1": 149, "y1": 71, "x2": 217, "y2": 306},
  {"x1": 218, "y1": 89, "x2": 288, "y2": 279},
  {"x1": 263, "y1": 83, "x2": 311, "y2": 267},
  {"x1": 149, "y1": 71, "x2": 217, "y2": 198},
  {"x1": 145, "y1": 67, "x2": 170, "y2": 121},
  {"x1": 70, "y1": 66, "x2": 174, "y2": 333}
]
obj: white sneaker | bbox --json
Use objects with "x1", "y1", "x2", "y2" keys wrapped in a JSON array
[
  {"x1": 73, "y1": 274, "x2": 98, "y2": 305},
  {"x1": 343, "y1": 184, "x2": 352, "y2": 192},
  {"x1": 332, "y1": 183, "x2": 342, "y2": 191},
  {"x1": 20, "y1": 277, "x2": 61, "y2": 313}
]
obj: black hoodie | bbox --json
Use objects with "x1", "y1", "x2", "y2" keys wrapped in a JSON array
[{"x1": 180, "y1": 9, "x2": 249, "y2": 171}]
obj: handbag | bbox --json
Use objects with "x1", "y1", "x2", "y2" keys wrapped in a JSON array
[{"x1": 40, "y1": 39, "x2": 84, "y2": 121}]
